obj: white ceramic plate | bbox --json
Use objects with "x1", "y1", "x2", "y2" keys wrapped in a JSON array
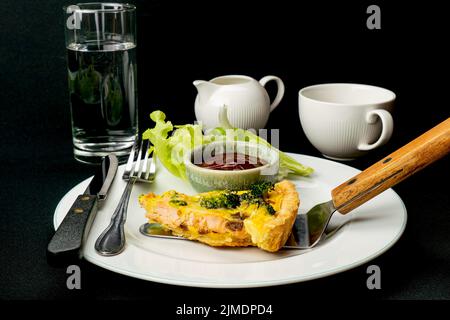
[{"x1": 53, "y1": 153, "x2": 407, "y2": 288}]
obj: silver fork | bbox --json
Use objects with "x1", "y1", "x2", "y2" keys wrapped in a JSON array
[{"x1": 95, "y1": 140, "x2": 155, "y2": 256}]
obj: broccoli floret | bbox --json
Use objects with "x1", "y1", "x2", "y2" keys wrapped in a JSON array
[
  {"x1": 249, "y1": 181, "x2": 274, "y2": 198},
  {"x1": 199, "y1": 182, "x2": 276, "y2": 214},
  {"x1": 265, "y1": 204, "x2": 276, "y2": 215},
  {"x1": 239, "y1": 181, "x2": 274, "y2": 202},
  {"x1": 223, "y1": 192, "x2": 240, "y2": 208},
  {"x1": 169, "y1": 199, "x2": 187, "y2": 206},
  {"x1": 199, "y1": 197, "x2": 219, "y2": 209},
  {"x1": 240, "y1": 181, "x2": 276, "y2": 215},
  {"x1": 169, "y1": 192, "x2": 188, "y2": 206},
  {"x1": 200, "y1": 191, "x2": 240, "y2": 209}
]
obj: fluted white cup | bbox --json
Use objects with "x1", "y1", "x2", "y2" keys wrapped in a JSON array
[{"x1": 299, "y1": 83, "x2": 395, "y2": 160}]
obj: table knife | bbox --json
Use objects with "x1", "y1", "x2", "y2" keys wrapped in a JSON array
[{"x1": 47, "y1": 154, "x2": 118, "y2": 264}]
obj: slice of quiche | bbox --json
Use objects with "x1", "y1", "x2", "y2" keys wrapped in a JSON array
[{"x1": 139, "y1": 180, "x2": 299, "y2": 252}]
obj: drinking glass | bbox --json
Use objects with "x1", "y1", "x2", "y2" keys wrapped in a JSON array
[{"x1": 63, "y1": 3, "x2": 138, "y2": 164}]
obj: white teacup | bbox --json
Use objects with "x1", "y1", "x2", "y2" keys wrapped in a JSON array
[{"x1": 298, "y1": 83, "x2": 395, "y2": 160}]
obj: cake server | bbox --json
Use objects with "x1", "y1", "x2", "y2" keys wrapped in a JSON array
[{"x1": 286, "y1": 117, "x2": 450, "y2": 249}]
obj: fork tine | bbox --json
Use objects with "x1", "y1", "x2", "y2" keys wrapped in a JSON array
[
  {"x1": 147, "y1": 154, "x2": 156, "y2": 182},
  {"x1": 140, "y1": 140, "x2": 152, "y2": 181},
  {"x1": 132, "y1": 139, "x2": 144, "y2": 179},
  {"x1": 123, "y1": 142, "x2": 138, "y2": 180},
  {"x1": 143, "y1": 155, "x2": 155, "y2": 181}
]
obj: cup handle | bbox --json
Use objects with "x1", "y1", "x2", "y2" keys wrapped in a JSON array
[
  {"x1": 259, "y1": 76, "x2": 285, "y2": 112},
  {"x1": 358, "y1": 109, "x2": 394, "y2": 151}
]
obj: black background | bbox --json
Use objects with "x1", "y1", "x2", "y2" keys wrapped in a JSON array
[{"x1": 0, "y1": 0, "x2": 449, "y2": 307}]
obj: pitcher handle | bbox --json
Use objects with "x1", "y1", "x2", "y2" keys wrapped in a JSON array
[{"x1": 259, "y1": 75, "x2": 285, "y2": 112}]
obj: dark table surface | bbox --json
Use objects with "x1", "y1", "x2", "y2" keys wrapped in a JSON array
[{"x1": 1, "y1": 0, "x2": 449, "y2": 305}]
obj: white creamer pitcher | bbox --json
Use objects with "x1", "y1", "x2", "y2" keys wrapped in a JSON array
[{"x1": 194, "y1": 75, "x2": 285, "y2": 129}]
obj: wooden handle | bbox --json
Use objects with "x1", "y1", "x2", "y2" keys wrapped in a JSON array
[{"x1": 332, "y1": 118, "x2": 450, "y2": 214}]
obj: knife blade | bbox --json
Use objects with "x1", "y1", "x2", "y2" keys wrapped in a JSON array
[{"x1": 47, "y1": 154, "x2": 118, "y2": 264}]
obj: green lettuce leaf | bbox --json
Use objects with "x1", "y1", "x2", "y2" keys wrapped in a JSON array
[{"x1": 142, "y1": 111, "x2": 215, "y2": 179}]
